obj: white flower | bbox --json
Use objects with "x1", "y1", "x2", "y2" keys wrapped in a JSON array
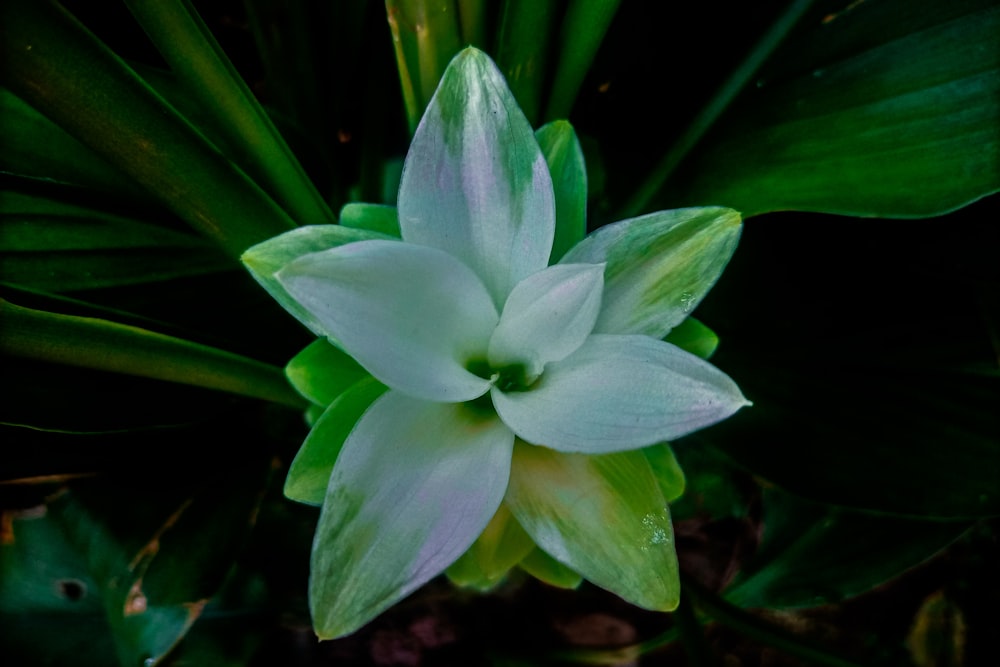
[{"x1": 243, "y1": 48, "x2": 748, "y2": 639}]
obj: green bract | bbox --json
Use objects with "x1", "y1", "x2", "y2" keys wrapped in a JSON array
[{"x1": 243, "y1": 48, "x2": 747, "y2": 639}]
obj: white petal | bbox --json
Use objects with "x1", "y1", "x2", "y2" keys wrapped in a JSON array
[
  {"x1": 492, "y1": 334, "x2": 749, "y2": 453},
  {"x1": 310, "y1": 391, "x2": 515, "y2": 638},
  {"x1": 488, "y1": 263, "x2": 605, "y2": 380},
  {"x1": 278, "y1": 239, "x2": 497, "y2": 402},
  {"x1": 398, "y1": 48, "x2": 555, "y2": 307}
]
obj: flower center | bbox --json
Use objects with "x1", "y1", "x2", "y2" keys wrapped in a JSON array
[{"x1": 466, "y1": 358, "x2": 539, "y2": 393}]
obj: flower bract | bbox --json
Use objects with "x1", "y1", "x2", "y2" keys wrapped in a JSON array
[{"x1": 243, "y1": 47, "x2": 748, "y2": 639}]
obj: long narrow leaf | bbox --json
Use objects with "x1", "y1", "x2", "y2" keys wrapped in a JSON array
[
  {"x1": 0, "y1": 0, "x2": 297, "y2": 258},
  {"x1": 0, "y1": 299, "x2": 306, "y2": 409},
  {"x1": 496, "y1": 0, "x2": 559, "y2": 124},
  {"x1": 123, "y1": 0, "x2": 335, "y2": 226}
]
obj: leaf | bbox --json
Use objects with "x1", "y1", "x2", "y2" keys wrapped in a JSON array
[
  {"x1": 726, "y1": 490, "x2": 970, "y2": 609},
  {"x1": 0, "y1": 298, "x2": 305, "y2": 409},
  {"x1": 663, "y1": 317, "x2": 719, "y2": 360},
  {"x1": 0, "y1": 0, "x2": 297, "y2": 258},
  {"x1": 698, "y1": 206, "x2": 1000, "y2": 518},
  {"x1": 642, "y1": 443, "x2": 685, "y2": 504},
  {"x1": 446, "y1": 503, "x2": 535, "y2": 592},
  {"x1": 0, "y1": 191, "x2": 232, "y2": 292},
  {"x1": 657, "y1": 0, "x2": 1000, "y2": 217},
  {"x1": 518, "y1": 548, "x2": 583, "y2": 590},
  {"x1": 338, "y1": 203, "x2": 401, "y2": 238},
  {"x1": 495, "y1": 0, "x2": 560, "y2": 124}
]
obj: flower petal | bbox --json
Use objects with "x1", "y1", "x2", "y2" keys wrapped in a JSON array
[
  {"x1": 398, "y1": 47, "x2": 555, "y2": 307},
  {"x1": 284, "y1": 377, "x2": 388, "y2": 505},
  {"x1": 241, "y1": 224, "x2": 391, "y2": 336},
  {"x1": 310, "y1": 391, "x2": 515, "y2": 639},
  {"x1": 506, "y1": 442, "x2": 679, "y2": 611},
  {"x1": 285, "y1": 338, "x2": 370, "y2": 407},
  {"x1": 446, "y1": 502, "x2": 535, "y2": 592},
  {"x1": 561, "y1": 207, "x2": 742, "y2": 338},
  {"x1": 278, "y1": 239, "x2": 497, "y2": 402},
  {"x1": 492, "y1": 334, "x2": 749, "y2": 453},
  {"x1": 488, "y1": 263, "x2": 604, "y2": 379}
]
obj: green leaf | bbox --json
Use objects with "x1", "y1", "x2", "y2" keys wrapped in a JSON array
[
  {"x1": 284, "y1": 377, "x2": 387, "y2": 506},
  {"x1": 536, "y1": 121, "x2": 588, "y2": 263},
  {"x1": 386, "y1": 0, "x2": 464, "y2": 134},
  {"x1": 496, "y1": 0, "x2": 560, "y2": 124},
  {"x1": 506, "y1": 443, "x2": 679, "y2": 611},
  {"x1": 338, "y1": 203, "x2": 402, "y2": 238},
  {"x1": 123, "y1": 0, "x2": 335, "y2": 227},
  {"x1": 544, "y1": 0, "x2": 623, "y2": 121},
  {"x1": 656, "y1": 0, "x2": 1000, "y2": 217},
  {"x1": 0, "y1": 88, "x2": 142, "y2": 197},
  {"x1": 663, "y1": 317, "x2": 719, "y2": 360},
  {"x1": 0, "y1": 298, "x2": 305, "y2": 409},
  {"x1": 241, "y1": 224, "x2": 391, "y2": 336},
  {"x1": 0, "y1": 0, "x2": 297, "y2": 258},
  {"x1": 518, "y1": 547, "x2": 583, "y2": 590},
  {"x1": 562, "y1": 207, "x2": 742, "y2": 339},
  {"x1": 446, "y1": 503, "x2": 536, "y2": 591},
  {"x1": 726, "y1": 490, "x2": 970, "y2": 608},
  {"x1": 0, "y1": 191, "x2": 232, "y2": 292},
  {"x1": 285, "y1": 338, "x2": 371, "y2": 407}
]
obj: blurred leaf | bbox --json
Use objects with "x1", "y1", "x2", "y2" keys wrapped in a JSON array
[
  {"x1": 0, "y1": 298, "x2": 305, "y2": 409},
  {"x1": 386, "y1": 0, "x2": 464, "y2": 134},
  {"x1": 663, "y1": 317, "x2": 719, "y2": 360},
  {"x1": 124, "y1": 0, "x2": 334, "y2": 227},
  {"x1": 0, "y1": 461, "x2": 271, "y2": 666},
  {"x1": 0, "y1": 0, "x2": 297, "y2": 258},
  {"x1": 496, "y1": 0, "x2": 559, "y2": 124},
  {"x1": 338, "y1": 202, "x2": 402, "y2": 238},
  {"x1": 0, "y1": 191, "x2": 232, "y2": 292},
  {"x1": 698, "y1": 205, "x2": 1000, "y2": 518},
  {"x1": 285, "y1": 338, "x2": 370, "y2": 407},
  {"x1": 544, "y1": 0, "x2": 623, "y2": 121},
  {"x1": 656, "y1": 0, "x2": 1000, "y2": 217},
  {"x1": 726, "y1": 490, "x2": 969, "y2": 609}
]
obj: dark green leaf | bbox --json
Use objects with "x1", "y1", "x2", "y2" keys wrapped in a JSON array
[
  {"x1": 496, "y1": 0, "x2": 560, "y2": 124},
  {"x1": 726, "y1": 490, "x2": 970, "y2": 608},
  {"x1": 657, "y1": 0, "x2": 1000, "y2": 217},
  {"x1": 536, "y1": 121, "x2": 587, "y2": 263},
  {"x1": 0, "y1": 0, "x2": 297, "y2": 258}
]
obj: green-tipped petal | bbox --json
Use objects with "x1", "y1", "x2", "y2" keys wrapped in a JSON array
[
  {"x1": 286, "y1": 338, "x2": 370, "y2": 407},
  {"x1": 278, "y1": 240, "x2": 497, "y2": 402},
  {"x1": 446, "y1": 502, "x2": 535, "y2": 592},
  {"x1": 536, "y1": 121, "x2": 587, "y2": 263},
  {"x1": 562, "y1": 207, "x2": 741, "y2": 338},
  {"x1": 488, "y1": 263, "x2": 604, "y2": 380},
  {"x1": 242, "y1": 225, "x2": 391, "y2": 335},
  {"x1": 398, "y1": 47, "x2": 555, "y2": 307},
  {"x1": 310, "y1": 392, "x2": 514, "y2": 639},
  {"x1": 492, "y1": 335, "x2": 749, "y2": 453},
  {"x1": 506, "y1": 442, "x2": 678, "y2": 610},
  {"x1": 284, "y1": 377, "x2": 388, "y2": 505}
]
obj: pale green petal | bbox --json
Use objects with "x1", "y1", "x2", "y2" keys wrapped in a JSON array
[
  {"x1": 536, "y1": 121, "x2": 587, "y2": 263},
  {"x1": 561, "y1": 207, "x2": 741, "y2": 338},
  {"x1": 310, "y1": 392, "x2": 514, "y2": 639},
  {"x1": 446, "y1": 502, "x2": 535, "y2": 592},
  {"x1": 241, "y1": 224, "x2": 391, "y2": 336},
  {"x1": 663, "y1": 316, "x2": 719, "y2": 360},
  {"x1": 285, "y1": 338, "x2": 370, "y2": 407},
  {"x1": 284, "y1": 377, "x2": 388, "y2": 505},
  {"x1": 339, "y1": 202, "x2": 401, "y2": 238},
  {"x1": 492, "y1": 334, "x2": 749, "y2": 453},
  {"x1": 278, "y1": 239, "x2": 497, "y2": 402},
  {"x1": 643, "y1": 443, "x2": 686, "y2": 504},
  {"x1": 519, "y1": 548, "x2": 583, "y2": 590},
  {"x1": 506, "y1": 442, "x2": 679, "y2": 611},
  {"x1": 398, "y1": 47, "x2": 555, "y2": 307},
  {"x1": 488, "y1": 263, "x2": 604, "y2": 380}
]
